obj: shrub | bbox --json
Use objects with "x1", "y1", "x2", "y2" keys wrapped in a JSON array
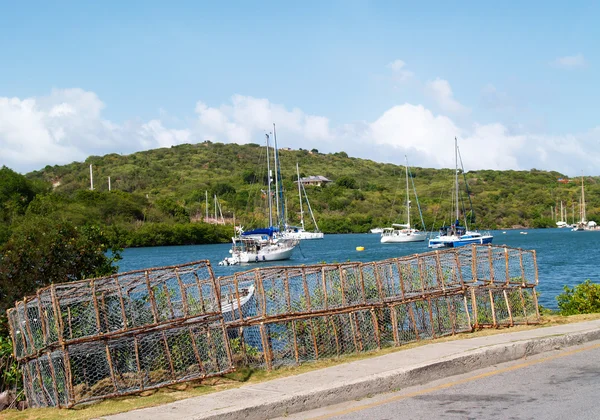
[{"x1": 556, "y1": 280, "x2": 600, "y2": 315}]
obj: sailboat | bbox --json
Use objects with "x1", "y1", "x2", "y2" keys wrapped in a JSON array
[
  {"x1": 381, "y1": 157, "x2": 427, "y2": 243},
  {"x1": 572, "y1": 175, "x2": 598, "y2": 231},
  {"x1": 556, "y1": 201, "x2": 568, "y2": 228},
  {"x1": 281, "y1": 163, "x2": 324, "y2": 240},
  {"x1": 219, "y1": 129, "x2": 298, "y2": 266},
  {"x1": 428, "y1": 138, "x2": 493, "y2": 248}
]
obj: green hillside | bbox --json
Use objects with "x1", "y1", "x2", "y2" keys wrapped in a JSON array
[{"x1": 17, "y1": 140, "x2": 599, "y2": 242}]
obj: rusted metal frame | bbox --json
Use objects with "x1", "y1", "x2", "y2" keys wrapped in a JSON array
[
  {"x1": 301, "y1": 269, "x2": 312, "y2": 312},
  {"x1": 426, "y1": 298, "x2": 436, "y2": 339},
  {"x1": 100, "y1": 293, "x2": 111, "y2": 332},
  {"x1": 389, "y1": 305, "x2": 400, "y2": 346},
  {"x1": 6, "y1": 309, "x2": 19, "y2": 360},
  {"x1": 454, "y1": 252, "x2": 464, "y2": 286},
  {"x1": 488, "y1": 289, "x2": 497, "y2": 327},
  {"x1": 338, "y1": 265, "x2": 347, "y2": 307},
  {"x1": 395, "y1": 260, "x2": 406, "y2": 300},
  {"x1": 358, "y1": 266, "x2": 367, "y2": 304},
  {"x1": 144, "y1": 271, "x2": 160, "y2": 324},
  {"x1": 256, "y1": 271, "x2": 267, "y2": 318},
  {"x1": 206, "y1": 327, "x2": 221, "y2": 372},
  {"x1": 161, "y1": 331, "x2": 177, "y2": 380},
  {"x1": 321, "y1": 267, "x2": 329, "y2": 310},
  {"x1": 259, "y1": 323, "x2": 272, "y2": 370},
  {"x1": 462, "y1": 293, "x2": 472, "y2": 331},
  {"x1": 471, "y1": 245, "x2": 478, "y2": 284},
  {"x1": 284, "y1": 270, "x2": 292, "y2": 313},
  {"x1": 67, "y1": 307, "x2": 74, "y2": 339},
  {"x1": 435, "y1": 252, "x2": 446, "y2": 292},
  {"x1": 503, "y1": 289, "x2": 514, "y2": 326},
  {"x1": 447, "y1": 295, "x2": 456, "y2": 335},
  {"x1": 532, "y1": 286, "x2": 540, "y2": 320},
  {"x1": 329, "y1": 315, "x2": 341, "y2": 356},
  {"x1": 347, "y1": 312, "x2": 359, "y2": 352},
  {"x1": 370, "y1": 309, "x2": 381, "y2": 349},
  {"x1": 32, "y1": 356, "x2": 50, "y2": 406},
  {"x1": 133, "y1": 336, "x2": 144, "y2": 390},
  {"x1": 188, "y1": 326, "x2": 206, "y2": 375},
  {"x1": 50, "y1": 285, "x2": 75, "y2": 405},
  {"x1": 104, "y1": 343, "x2": 119, "y2": 392},
  {"x1": 113, "y1": 275, "x2": 129, "y2": 330},
  {"x1": 220, "y1": 318, "x2": 234, "y2": 371},
  {"x1": 36, "y1": 291, "x2": 49, "y2": 347},
  {"x1": 204, "y1": 261, "x2": 220, "y2": 303},
  {"x1": 291, "y1": 319, "x2": 300, "y2": 364},
  {"x1": 22, "y1": 299, "x2": 37, "y2": 357},
  {"x1": 488, "y1": 246, "x2": 495, "y2": 285},
  {"x1": 519, "y1": 287, "x2": 528, "y2": 324},
  {"x1": 45, "y1": 353, "x2": 62, "y2": 408},
  {"x1": 191, "y1": 271, "x2": 207, "y2": 314},
  {"x1": 174, "y1": 269, "x2": 190, "y2": 318},
  {"x1": 309, "y1": 318, "x2": 320, "y2": 359},
  {"x1": 90, "y1": 280, "x2": 104, "y2": 335},
  {"x1": 519, "y1": 252, "x2": 526, "y2": 285},
  {"x1": 231, "y1": 275, "x2": 246, "y2": 320},
  {"x1": 162, "y1": 283, "x2": 176, "y2": 319},
  {"x1": 353, "y1": 312, "x2": 364, "y2": 351},
  {"x1": 373, "y1": 263, "x2": 385, "y2": 302},
  {"x1": 470, "y1": 287, "x2": 479, "y2": 328},
  {"x1": 417, "y1": 257, "x2": 426, "y2": 296}
]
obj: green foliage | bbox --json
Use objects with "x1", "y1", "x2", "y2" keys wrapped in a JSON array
[
  {"x1": 0, "y1": 217, "x2": 122, "y2": 316},
  {"x1": 336, "y1": 175, "x2": 357, "y2": 189},
  {"x1": 0, "y1": 329, "x2": 19, "y2": 392},
  {"x1": 557, "y1": 280, "x2": 600, "y2": 316}
]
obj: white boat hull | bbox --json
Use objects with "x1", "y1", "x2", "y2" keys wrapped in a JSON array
[
  {"x1": 381, "y1": 231, "x2": 427, "y2": 243},
  {"x1": 282, "y1": 231, "x2": 324, "y2": 240}
]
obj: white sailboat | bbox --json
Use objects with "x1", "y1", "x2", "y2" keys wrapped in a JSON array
[
  {"x1": 381, "y1": 157, "x2": 427, "y2": 243},
  {"x1": 572, "y1": 175, "x2": 598, "y2": 231},
  {"x1": 556, "y1": 201, "x2": 568, "y2": 228},
  {"x1": 282, "y1": 162, "x2": 324, "y2": 240},
  {"x1": 219, "y1": 130, "x2": 298, "y2": 265},
  {"x1": 428, "y1": 138, "x2": 493, "y2": 248}
]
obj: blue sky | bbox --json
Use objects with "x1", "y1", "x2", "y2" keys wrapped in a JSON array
[{"x1": 1, "y1": 1, "x2": 599, "y2": 174}]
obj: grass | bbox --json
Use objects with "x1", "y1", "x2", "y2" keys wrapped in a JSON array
[{"x1": 4, "y1": 312, "x2": 600, "y2": 420}]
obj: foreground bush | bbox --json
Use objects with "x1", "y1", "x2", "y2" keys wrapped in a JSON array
[{"x1": 557, "y1": 280, "x2": 600, "y2": 316}]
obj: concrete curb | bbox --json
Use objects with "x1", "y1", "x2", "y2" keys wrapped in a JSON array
[
  {"x1": 207, "y1": 329, "x2": 600, "y2": 420},
  {"x1": 101, "y1": 322, "x2": 600, "y2": 420}
]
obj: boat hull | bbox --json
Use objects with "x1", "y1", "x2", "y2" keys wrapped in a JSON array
[
  {"x1": 428, "y1": 235, "x2": 493, "y2": 248},
  {"x1": 381, "y1": 232, "x2": 427, "y2": 243},
  {"x1": 281, "y1": 231, "x2": 324, "y2": 240}
]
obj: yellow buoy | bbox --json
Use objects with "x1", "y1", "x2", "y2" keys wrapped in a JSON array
[{"x1": 356, "y1": 246, "x2": 365, "y2": 251}]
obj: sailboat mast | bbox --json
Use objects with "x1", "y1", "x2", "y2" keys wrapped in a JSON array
[
  {"x1": 266, "y1": 134, "x2": 273, "y2": 227},
  {"x1": 273, "y1": 123, "x2": 285, "y2": 228},
  {"x1": 296, "y1": 162, "x2": 305, "y2": 230},
  {"x1": 582, "y1": 175, "x2": 586, "y2": 222},
  {"x1": 454, "y1": 137, "x2": 459, "y2": 223},
  {"x1": 405, "y1": 156, "x2": 410, "y2": 229}
]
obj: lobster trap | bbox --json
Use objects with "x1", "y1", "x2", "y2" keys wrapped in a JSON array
[
  {"x1": 7, "y1": 261, "x2": 233, "y2": 408},
  {"x1": 8, "y1": 244, "x2": 540, "y2": 408}
]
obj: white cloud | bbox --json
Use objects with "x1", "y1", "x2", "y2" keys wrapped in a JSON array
[
  {"x1": 1, "y1": 89, "x2": 599, "y2": 176},
  {"x1": 552, "y1": 53, "x2": 587, "y2": 69},
  {"x1": 425, "y1": 78, "x2": 470, "y2": 115},
  {"x1": 387, "y1": 59, "x2": 413, "y2": 82}
]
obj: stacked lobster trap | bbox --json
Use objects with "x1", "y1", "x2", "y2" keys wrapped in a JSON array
[
  {"x1": 7, "y1": 261, "x2": 233, "y2": 408},
  {"x1": 8, "y1": 244, "x2": 539, "y2": 408},
  {"x1": 219, "y1": 244, "x2": 539, "y2": 369}
]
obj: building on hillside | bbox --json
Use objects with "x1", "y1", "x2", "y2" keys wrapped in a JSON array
[{"x1": 297, "y1": 175, "x2": 332, "y2": 187}]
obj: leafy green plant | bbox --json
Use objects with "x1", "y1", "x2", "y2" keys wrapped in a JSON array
[{"x1": 557, "y1": 280, "x2": 600, "y2": 316}]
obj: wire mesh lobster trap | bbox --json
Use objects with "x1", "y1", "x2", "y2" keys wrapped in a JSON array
[
  {"x1": 9, "y1": 244, "x2": 540, "y2": 408},
  {"x1": 7, "y1": 261, "x2": 233, "y2": 408},
  {"x1": 219, "y1": 245, "x2": 540, "y2": 369}
]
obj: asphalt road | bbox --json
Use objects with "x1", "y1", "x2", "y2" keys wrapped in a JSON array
[{"x1": 278, "y1": 340, "x2": 600, "y2": 420}]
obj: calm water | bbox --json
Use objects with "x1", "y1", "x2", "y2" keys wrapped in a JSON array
[{"x1": 118, "y1": 229, "x2": 600, "y2": 310}]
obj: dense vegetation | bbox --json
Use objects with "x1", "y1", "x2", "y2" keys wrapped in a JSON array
[
  {"x1": 24, "y1": 141, "x2": 600, "y2": 233},
  {"x1": 557, "y1": 280, "x2": 600, "y2": 316}
]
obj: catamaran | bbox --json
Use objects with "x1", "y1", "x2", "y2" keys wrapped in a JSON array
[
  {"x1": 428, "y1": 138, "x2": 493, "y2": 248},
  {"x1": 381, "y1": 156, "x2": 427, "y2": 243}
]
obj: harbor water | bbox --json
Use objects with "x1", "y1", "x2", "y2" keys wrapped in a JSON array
[{"x1": 117, "y1": 228, "x2": 600, "y2": 310}]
